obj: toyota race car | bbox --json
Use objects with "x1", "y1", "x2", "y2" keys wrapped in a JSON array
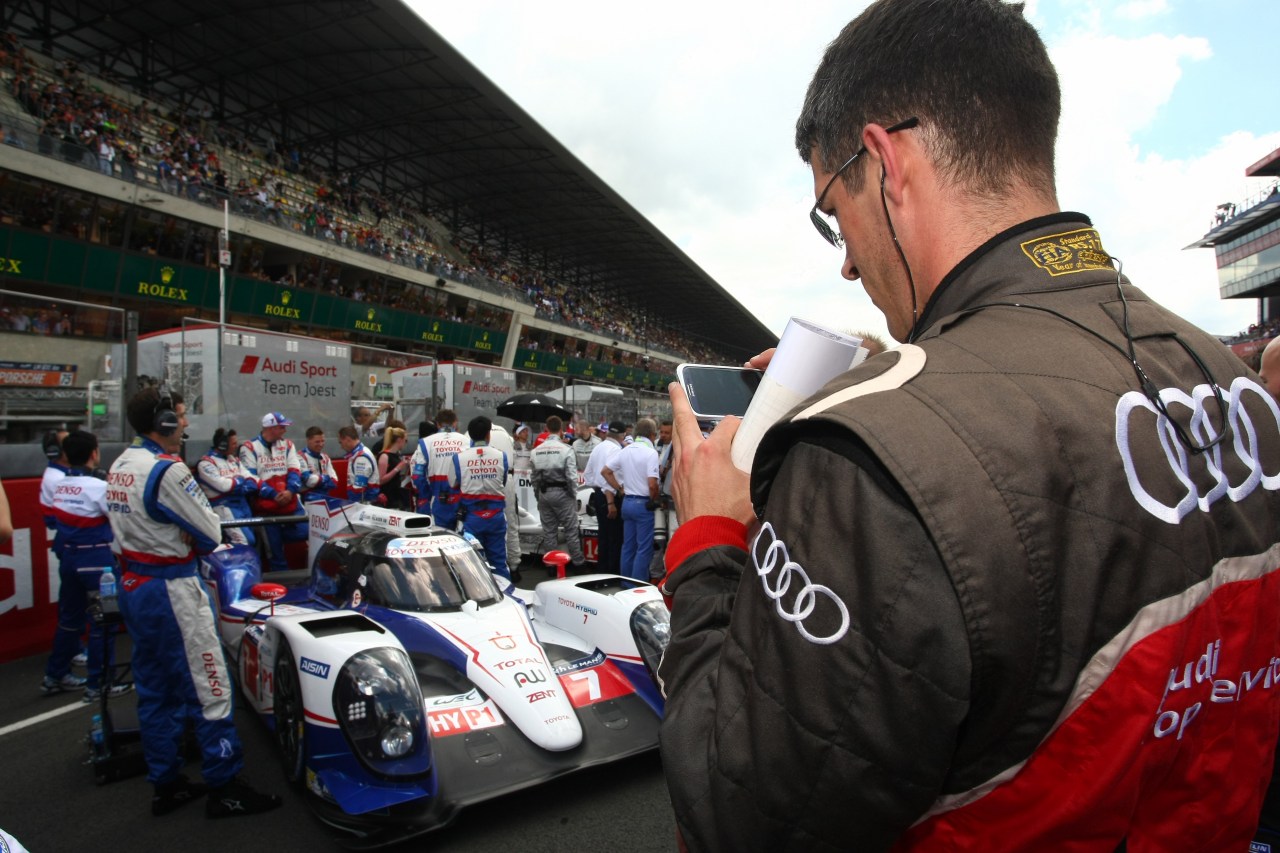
[{"x1": 200, "y1": 500, "x2": 670, "y2": 848}]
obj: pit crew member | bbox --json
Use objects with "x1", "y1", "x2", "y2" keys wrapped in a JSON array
[
  {"x1": 300, "y1": 425, "x2": 338, "y2": 502},
  {"x1": 529, "y1": 414, "x2": 585, "y2": 571},
  {"x1": 107, "y1": 387, "x2": 281, "y2": 818},
  {"x1": 339, "y1": 425, "x2": 380, "y2": 504},
  {"x1": 448, "y1": 416, "x2": 510, "y2": 579},
  {"x1": 410, "y1": 408, "x2": 467, "y2": 526},
  {"x1": 239, "y1": 412, "x2": 306, "y2": 570},
  {"x1": 196, "y1": 428, "x2": 256, "y2": 548}
]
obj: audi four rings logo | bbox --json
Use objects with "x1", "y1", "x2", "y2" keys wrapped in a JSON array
[
  {"x1": 1116, "y1": 377, "x2": 1280, "y2": 524},
  {"x1": 752, "y1": 522, "x2": 850, "y2": 645}
]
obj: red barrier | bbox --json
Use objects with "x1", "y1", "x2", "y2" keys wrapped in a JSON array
[{"x1": 0, "y1": 477, "x2": 58, "y2": 663}]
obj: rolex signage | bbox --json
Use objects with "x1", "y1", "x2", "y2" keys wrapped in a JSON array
[
  {"x1": 422, "y1": 320, "x2": 445, "y2": 344},
  {"x1": 354, "y1": 306, "x2": 382, "y2": 333},
  {"x1": 137, "y1": 265, "x2": 191, "y2": 303},
  {"x1": 263, "y1": 287, "x2": 301, "y2": 320}
]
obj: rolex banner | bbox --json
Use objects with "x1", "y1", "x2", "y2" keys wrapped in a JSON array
[{"x1": 136, "y1": 325, "x2": 352, "y2": 459}]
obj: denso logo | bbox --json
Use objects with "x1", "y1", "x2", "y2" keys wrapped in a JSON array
[{"x1": 299, "y1": 657, "x2": 330, "y2": 678}]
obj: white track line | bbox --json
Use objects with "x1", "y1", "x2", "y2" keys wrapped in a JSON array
[{"x1": 0, "y1": 701, "x2": 85, "y2": 738}]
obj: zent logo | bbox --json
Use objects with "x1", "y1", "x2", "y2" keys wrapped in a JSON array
[
  {"x1": 1115, "y1": 377, "x2": 1280, "y2": 524},
  {"x1": 299, "y1": 657, "x2": 330, "y2": 678}
]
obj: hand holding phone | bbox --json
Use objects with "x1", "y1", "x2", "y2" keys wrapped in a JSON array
[{"x1": 676, "y1": 364, "x2": 763, "y2": 421}]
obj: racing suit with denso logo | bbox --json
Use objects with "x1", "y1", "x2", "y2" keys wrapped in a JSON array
[
  {"x1": 449, "y1": 442, "x2": 509, "y2": 579},
  {"x1": 410, "y1": 429, "x2": 468, "y2": 526},
  {"x1": 196, "y1": 448, "x2": 255, "y2": 547},
  {"x1": 106, "y1": 436, "x2": 245, "y2": 789},
  {"x1": 239, "y1": 433, "x2": 306, "y2": 570},
  {"x1": 658, "y1": 215, "x2": 1280, "y2": 851}
]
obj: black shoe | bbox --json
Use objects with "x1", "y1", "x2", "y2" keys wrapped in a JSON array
[
  {"x1": 152, "y1": 774, "x2": 209, "y2": 816},
  {"x1": 510, "y1": 569, "x2": 523, "y2": 584},
  {"x1": 206, "y1": 777, "x2": 283, "y2": 819}
]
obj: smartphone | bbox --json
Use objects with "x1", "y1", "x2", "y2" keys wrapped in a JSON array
[{"x1": 676, "y1": 364, "x2": 763, "y2": 420}]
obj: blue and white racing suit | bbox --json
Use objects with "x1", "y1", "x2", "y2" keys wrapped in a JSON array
[
  {"x1": 410, "y1": 429, "x2": 467, "y2": 525},
  {"x1": 239, "y1": 434, "x2": 306, "y2": 570},
  {"x1": 39, "y1": 460, "x2": 71, "y2": 559},
  {"x1": 45, "y1": 468, "x2": 116, "y2": 689},
  {"x1": 345, "y1": 443, "x2": 380, "y2": 504},
  {"x1": 195, "y1": 448, "x2": 256, "y2": 548},
  {"x1": 449, "y1": 442, "x2": 509, "y2": 578},
  {"x1": 106, "y1": 437, "x2": 243, "y2": 788}
]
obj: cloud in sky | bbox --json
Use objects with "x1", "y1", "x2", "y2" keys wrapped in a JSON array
[{"x1": 412, "y1": 0, "x2": 1276, "y2": 345}]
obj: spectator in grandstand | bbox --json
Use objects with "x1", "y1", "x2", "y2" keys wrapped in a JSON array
[
  {"x1": 196, "y1": 428, "x2": 256, "y2": 548},
  {"x1": 300, "y1": 426, "x2": 338, "y2": 502},
  {"x1": 338, "y1": 425, "x2": 380, "y2": 504},
  {"x1": 239, "y1": 412, "x2": 307, "y2": 571}
]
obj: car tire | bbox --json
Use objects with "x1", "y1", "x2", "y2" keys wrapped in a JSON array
[{"x1": 273, "y1": 637, "x2": 306, "y2": 785}]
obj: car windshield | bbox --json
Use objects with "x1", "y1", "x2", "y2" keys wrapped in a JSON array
[{"x1": 363, "y1": 538, "x2": 502, "y2": 611}]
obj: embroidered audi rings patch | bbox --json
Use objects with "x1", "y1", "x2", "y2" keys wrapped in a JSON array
[
  {"x1": 751, "y1": 522, "x2": 850, "y2": 645},
  {"x1": 1115, "y1": 377, "x2": 1280, "y2": 524}
]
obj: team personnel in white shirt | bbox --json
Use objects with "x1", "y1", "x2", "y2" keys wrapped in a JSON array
[
  {"x1": 488, "y1": 421, "x2": 523, "y2": 576},
  {"x1": 571, "y1": 422, "x2": 601, "y2": 473},
  {"x1": 583, "y1": 421, "x2": 627, "y2": 574},
  {"x1": 605, "y1": 417, "x2": 660, "y2": 581}
]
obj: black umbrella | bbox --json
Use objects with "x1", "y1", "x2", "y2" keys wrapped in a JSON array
[{"x1": 496, "y1": 393, "x2": 574, "y2": 423}]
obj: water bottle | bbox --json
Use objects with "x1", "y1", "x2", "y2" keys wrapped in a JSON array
[
  {"x1": 90, "y1": 713, "x2": 104, "y2": 747},
  {"x1": 98, "y1": 567, "x2": 116, "y2": 599}
]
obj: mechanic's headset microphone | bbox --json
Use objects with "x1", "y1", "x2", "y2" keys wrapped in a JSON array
[{"x1": 152, "y1": 390, "x2": 180, "y2": 437}]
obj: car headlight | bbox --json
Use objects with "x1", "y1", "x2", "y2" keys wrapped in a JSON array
[
  {"x1": 629, "y1": 601, "x2": 672, "y2": 677},
  {"x1": 334, "y1": 648, "x2": 431, "y2": 777}
]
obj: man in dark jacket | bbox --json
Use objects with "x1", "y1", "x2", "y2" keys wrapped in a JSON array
[{"x1": 657, "y1": 2, "x2": 1280, "y2": 851}]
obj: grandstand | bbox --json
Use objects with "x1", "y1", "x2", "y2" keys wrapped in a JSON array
[
  {"x1": 1187, "y1": 144, "x2": 1280, "y2": 366},
  {"x1": 0, "y1": 0, "x2": 776, "y2": 450}
]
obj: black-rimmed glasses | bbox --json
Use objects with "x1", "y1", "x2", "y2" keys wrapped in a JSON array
[{"x1": 809, "y1": 116, "x2": 919, "y2": 248}]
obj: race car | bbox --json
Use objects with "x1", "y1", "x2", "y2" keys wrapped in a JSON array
[{"x1": 201, "y1": 501, "x2": 670, "y2": 848}]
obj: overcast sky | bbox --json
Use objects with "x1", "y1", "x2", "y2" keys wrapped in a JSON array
[{"x1": 410, "y1": 0, "x2": 1279, "y2": 346}]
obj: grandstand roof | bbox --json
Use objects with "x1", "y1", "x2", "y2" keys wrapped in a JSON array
[{"x1": 3, "y1": 0, "x2": 777, "y2": 359}]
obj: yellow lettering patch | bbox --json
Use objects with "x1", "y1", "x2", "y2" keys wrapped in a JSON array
[{"x1": 1020, "y1": 228, "x2": 1112, "y2": 277}]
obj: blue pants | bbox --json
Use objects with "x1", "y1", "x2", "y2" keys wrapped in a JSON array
[
  {"x1": 461, "y1": 505, "x2": 508, "y2": 580},
  {"x1": 261, "y1": 515, "x2": 307, "y2": 571},
  {"x1": 119, "y1": 565, "x2": 243, "y2": 787},
  {"x1": 46, "y1": 562, "x2": 115, "y2": 689},
  {"x1": 621, "y1": 497, "x2": 656, "y2": 582},
  {"x1": 431, "y1": 496, "x2": 459, "y2": 532}
]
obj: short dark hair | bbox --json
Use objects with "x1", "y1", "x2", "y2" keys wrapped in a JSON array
[
  {"x1": 126, "y1": 386, "x2": 183, "y2": 436},
  {"x1": 467, "y1": 416, "x2": 491, "y2": 443},
  {"x1": 435, "y1": 409, "x2": 457, "y2": 427},
  {"x1": 337, "y1": 425, "x2": 359, "y2": 441},
  {"x1": 795, "y1": 0, "x2": 1059, "y2": 199},
  {"x1": 62, "y1": 430, "x2": 98, "y2": 467},
  {"x1": 546, "y1": 415, "x2": 563, "y2": 433},
  {"x1": 305, "y1": 426, "x2": 324, "y2": 439}
]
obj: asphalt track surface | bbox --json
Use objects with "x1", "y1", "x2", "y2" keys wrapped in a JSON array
[{"x1": 0, "y1": 572, "x2": 678, "y2": 852}]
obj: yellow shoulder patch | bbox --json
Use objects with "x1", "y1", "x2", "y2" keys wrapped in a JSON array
[{"x1": 1020, "y1": 228, "x2": 1112, "y2": 277}]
